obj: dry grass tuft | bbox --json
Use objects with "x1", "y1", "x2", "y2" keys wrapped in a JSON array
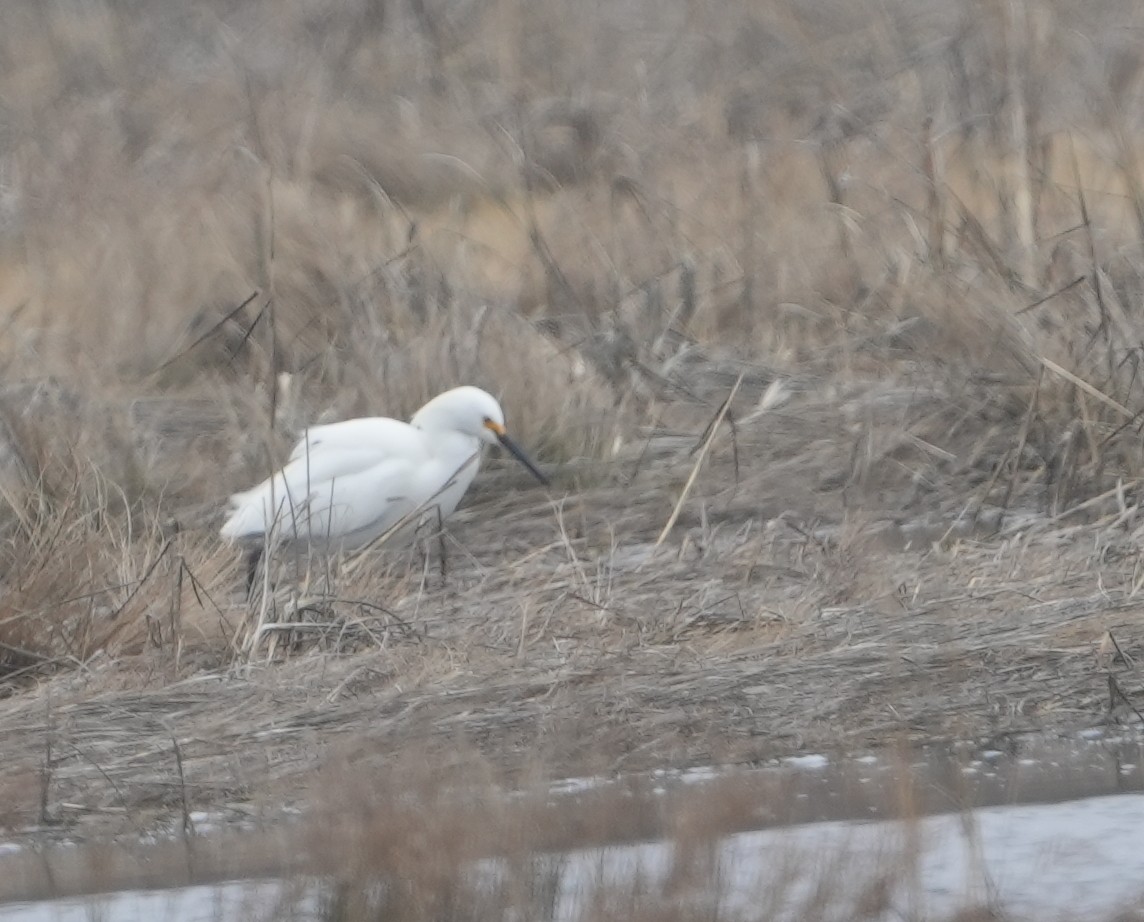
[{"x1": 2, "y1": 8, "x2": 1144, "y2": 917}]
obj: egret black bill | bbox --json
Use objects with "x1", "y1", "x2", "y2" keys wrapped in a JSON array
[{"x1": 484, "y1": 420, "x2": 549, "y2": 486}]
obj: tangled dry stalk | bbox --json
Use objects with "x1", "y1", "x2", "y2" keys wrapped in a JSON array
[{"x1": 2, "y1": 0, "x2": 1144, "y2": 915}]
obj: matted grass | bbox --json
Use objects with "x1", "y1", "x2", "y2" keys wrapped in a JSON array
[{"x1": 0, "y1": 3, "x2": 1143, "y2": 911}]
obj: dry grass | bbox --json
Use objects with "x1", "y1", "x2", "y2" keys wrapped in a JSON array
[{"x1": 3, "y1": 0, "x2": 1144, "y2": 913}]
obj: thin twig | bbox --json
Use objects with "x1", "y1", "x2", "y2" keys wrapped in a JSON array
[
  {"x1": 1039, "y1": 356, "x2": 1132, "y2": 419},
  {"x1": 654, "y1": 373, "x2": 744, "y2": 548},
  {"x1": 39, "y1": 693, "x2": 53, "y2": 826},
  {"x1": 170, "y1": 730, "x2": 195, "y2": 840},
  {"x1": 150, "y1": 291, "x2": 259, "y2": 374},
  {"x1": 111, "y1": 538, "x2": 175, "y2": 621}
]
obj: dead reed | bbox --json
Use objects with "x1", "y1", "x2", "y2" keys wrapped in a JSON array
[{"x1": 0, "y1": 7, "x2": 1143, "y2": 917}]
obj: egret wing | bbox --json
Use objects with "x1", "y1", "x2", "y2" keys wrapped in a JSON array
[
  {"x1": 275, "y1": 455, "x2": 423, "y2": 545},
  {"x1": 287, "y1": 417, "x2": 416, "y2": 463},
  {"x1": 222, "y1": 437, "x2": 427, "y2": 545}
]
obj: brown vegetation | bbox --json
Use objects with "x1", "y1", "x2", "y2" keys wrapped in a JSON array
[{"x1": 2, "y1": 0, "x2": 1144, "y2": 914}]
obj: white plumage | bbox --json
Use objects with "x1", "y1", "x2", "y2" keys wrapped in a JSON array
[{"x1": 221, "y1": 386, "x2": 547, "y2": 553}]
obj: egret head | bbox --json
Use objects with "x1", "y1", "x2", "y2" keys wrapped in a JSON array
[{"x1": 413, "y1": 386, "x2": 549, "y2": 486}]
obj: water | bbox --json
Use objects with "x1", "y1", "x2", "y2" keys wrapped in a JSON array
[
  {"x1": 3, "y1": 734, "x2": 1144, "y2": 921},
  {"x1": 0, "y1": 881, "x2": 313, "y2": 922},
  {"x1": 544, "y1": 792, "x2": 1144, "y2": 920}
]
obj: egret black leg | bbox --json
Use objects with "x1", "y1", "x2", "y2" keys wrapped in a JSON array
[
  {"x1": 244, "y1": 547, "x2": 263, "y2": 598},
  {"x1": 436, "y1": 508, "x2": 447, "y2": 585}
]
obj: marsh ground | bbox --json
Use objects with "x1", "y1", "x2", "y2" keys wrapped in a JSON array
[{"x1": 1, "y1": 1, "x2": 1144, "y2": 914}]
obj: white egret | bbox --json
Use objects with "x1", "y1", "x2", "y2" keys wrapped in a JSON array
[{"x1": 221, "y1": 386, "x2": 548, "y2": 584}]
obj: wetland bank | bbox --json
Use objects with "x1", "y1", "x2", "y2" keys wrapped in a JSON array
[{"x1": 2, "y1": 0, "x2": 1144, "y2": 916}]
